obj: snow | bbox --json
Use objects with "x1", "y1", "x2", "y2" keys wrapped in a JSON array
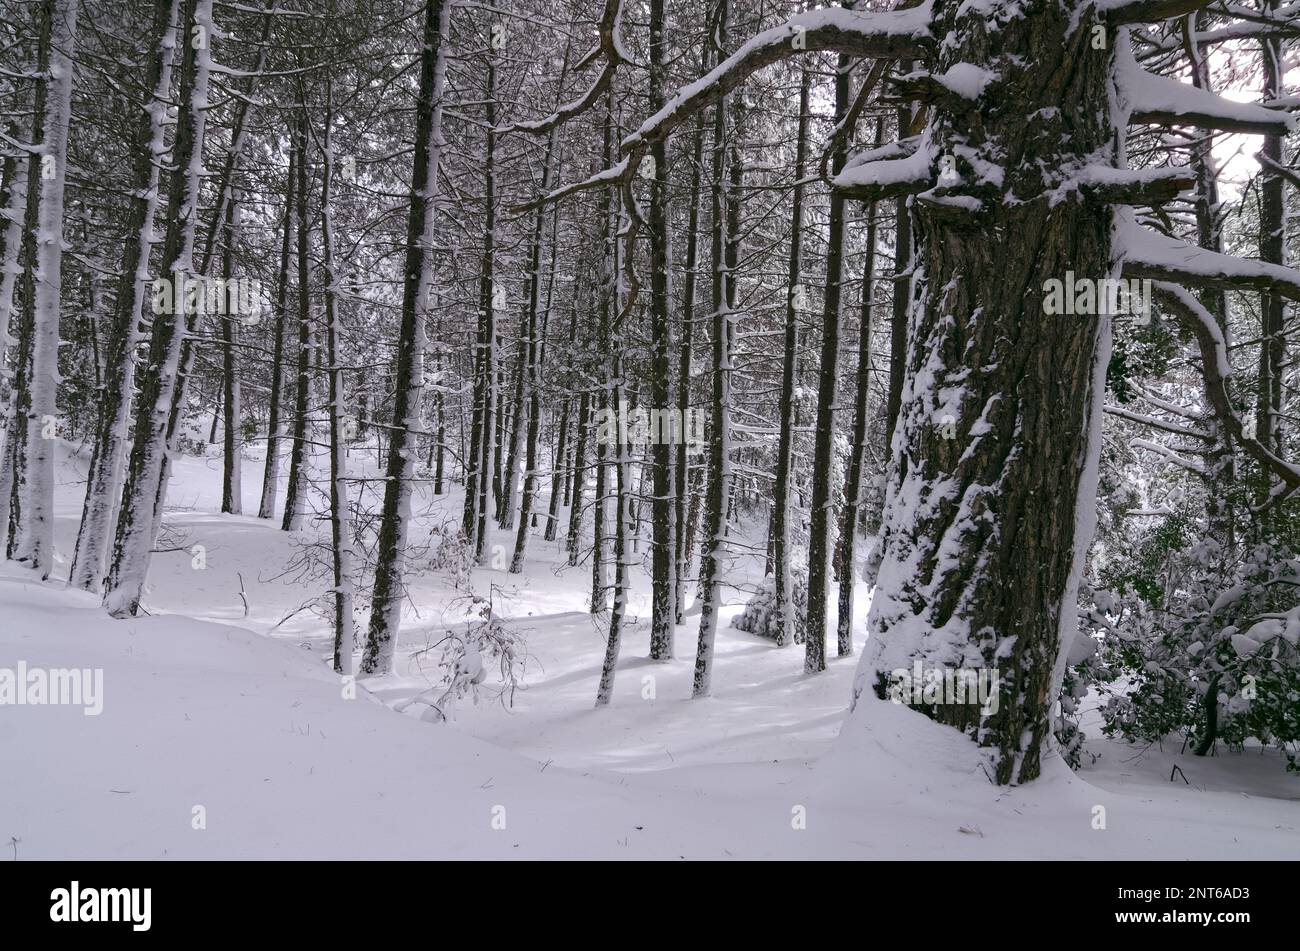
[
  {"x1": 1115, "y1": 38, "x2": 1296, "y2": 136},
  {"x1": 833, "y1": 141, "x2": 931, "y2": 193},
  {"x1": 3, "y1": 439, "x2": 1298, "y2": 858},
  {"x1": 1119, "y1": 210, "x2": 1300, "y2": 299}
]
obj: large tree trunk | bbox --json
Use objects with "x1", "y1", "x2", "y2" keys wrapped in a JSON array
[
  {"x1": 0, "y1": 130, "x2": 28, "y2": 553},
  {"x1": 16, "y1": 0, "x2": 78, "y2": 578},
  {"x1": 69, "y1": 0, "x2": 178, "y2": 592},
  {"x1": 103, "y1": 0, "x2": 214, "y2": 617},
  {"x1": 359, "y1": 0, "x2": 448, "y2": 675},
  {"x1": 854, "y1": 6, "x2": 1113, "y2": 785},
  {"x1": 1256, "y1": 3, "x2": 1285, "y2": 460}
]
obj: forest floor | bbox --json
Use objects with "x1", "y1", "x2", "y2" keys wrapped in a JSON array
[{"x1": 1, "y1": 437, "x2": 1296, "y2": 858}]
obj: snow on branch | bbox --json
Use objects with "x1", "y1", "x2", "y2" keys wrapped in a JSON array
[
  {"x1": 513, "y1": 156, "x2": 630, "y2": 213},
  {"x1": 1058, "y1": 164, "x2": 1195, "y2": 206},
  {"x1": 498, "y1": 0, "x2": 626, "y2": 136},
  {"x1": 884, "y1": 63, "x2": 996, "y2": 107},
  {"x1": 1117, "y1": 45, "x2": 1296, "y2": 136},
  {"x1": 1131, "y1": 438, "x2": 1207, "y2": 474},
  {"x1": 1120, "y1": 215, "x2": 1300, "y2": 300},
  {"x1": 621, "y1": 3, "x2": 933, "y2": 157},
  {"x1": 1100, "y1": 0, "x2": 1216, "y2": 24},
  {"x1": 1152, "y1": 282, "x2": 1300, "y2": 493},
  {"x1": 1104, "y1": 404, "x2": 1214, "y2": 440},
  {"x1": 833, "y1": 135, "x2": 932, "y2": 200},
  {"x1": 1258, "y1": 152, "x2": 1300, "y2": 191}
]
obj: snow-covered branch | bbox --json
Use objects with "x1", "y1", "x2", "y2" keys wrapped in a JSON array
[
  {"x1": 1100, "y1": 0, "x2": 1216, "y2": 24},
  {"x1": 1060, "y1": 164, "x2": 1195, "y2": 206},
  {"x1": 1153, "y1": 282, "x2": 1300, "y2": 492},
  {"x1": 498, "y1": 0, "x2": 625, "y2": 136},
  {"x1": 622, "y1": 4, "x2": 933, "y2": 157},
  {"x1": 1120, "y1": 53, "x2": 1296, "y2": 136},
  {"x1": 1121, "y1": 216, "x2": 1300, "y2": 301}
]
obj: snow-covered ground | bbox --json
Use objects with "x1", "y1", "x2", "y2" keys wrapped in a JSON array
[{"x1": 1, "y1": 439, "x2": 1296, "y2": 858}]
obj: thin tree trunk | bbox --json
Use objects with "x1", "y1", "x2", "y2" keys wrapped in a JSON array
[
  {"x1": 566, "y1": 389, "x2": 589, "y2": 563},
  {"x1": 257, "y1": 146, "x2": 297, "y2": 520},
  {"x1": 510, "y1": 123, "x2": 560, "y2": 572},
  {"x1": 220, "y1": 184, "x2": 243, "y2": 515},
  {"x1": 359, "y1": 0, "x2": 449, "y2": 675},
  {"x1": 472, "y1": 54, "x2": 498, "y2": 565},
  {"x1": 281, "y1": 108, "x2": 312, "y2": 532},
  {"x1": 320, "y1": 87, "x2": 356, "y2": 675},
  {"x1": 691, "y1": 0, "x2": 732, "y2": 698},
  {"x1": 772, "y1": 68, "x2": 811, "y2": 649},
  {"x1": 838, "y1": 173, "x2": 880, "y2": 657},
  {"x1": 804, "y1": 54, "x2": 851, "y2": 673},
  {"x1": 645, "y1": 0, "x2": 678, "y2": 659},
  {"x1": 543, "y1": 396, "x2": 569, "y2": 542}
]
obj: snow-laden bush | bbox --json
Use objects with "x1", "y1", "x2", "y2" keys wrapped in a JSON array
[
  {"x1": 732, "y1": 572, "x2": 808, "y2": 645},
  {"x1": 1074, "y1": 542, "x2": 1300, "y2": 773},
  {"x1": 398, "y1": 591, "x2": 527, "y2": 722},
  {"x1": 423, "y1": 520, "x2": 473, "y2": 590}
]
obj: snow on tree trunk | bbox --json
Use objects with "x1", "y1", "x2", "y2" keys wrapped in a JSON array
[
  {"x1": 69, "y1": 0, "x2": 178, "y2": 592},
  {"x1": 772, "y1": 69, "x2": 811, "y2": 650},
  {"x1": 0, "y1": 128, "x2": 30, "y2": 556},
  {"x1": 16, "y1": 0, "x2": 78, "y2": 578},
  {"x1": 257, "y1": 147, "x2": 297, "y2": 521},
  {"x1": 691, "y1": 0, "x2": 733, "y2": 698},
  {"x1": 103, "y1": 0, "x2": 214, "y2": 618},
  {"x1": 320, "y1": 101, "x2": 356, "y2": 676},
  {"x1": 852, "y1": 6, "x2": 1115, "y2": 784},
  {"x1": 359, "y1": 0, "x2": 448, "y2": 675}
]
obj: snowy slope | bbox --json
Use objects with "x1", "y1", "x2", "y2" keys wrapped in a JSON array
[{"x1": 2, "y1": 439, "x2": 1297, "y2": 858}]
